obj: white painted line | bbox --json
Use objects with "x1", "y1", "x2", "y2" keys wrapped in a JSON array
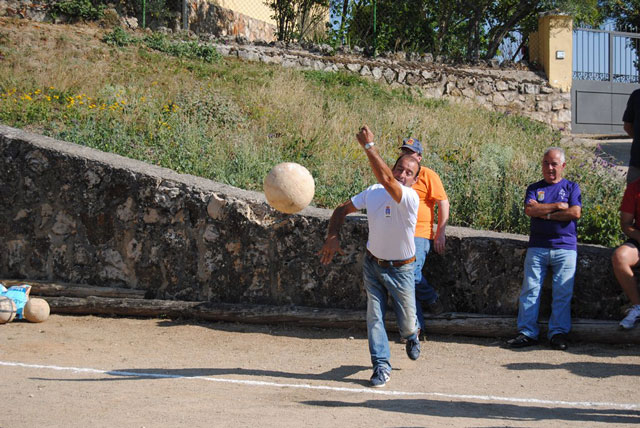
[{"x1": 1, "y1": 360, "x2": 638, "y2": 410}]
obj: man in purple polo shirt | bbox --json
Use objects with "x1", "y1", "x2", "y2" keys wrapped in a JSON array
[{"x1": 507, "y1": 147, "x2": 582, "y2": 351}]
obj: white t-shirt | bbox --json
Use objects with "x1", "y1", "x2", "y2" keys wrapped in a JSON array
[{"x1": 351, "y1": 183, "x2": 419, "y2": 261}]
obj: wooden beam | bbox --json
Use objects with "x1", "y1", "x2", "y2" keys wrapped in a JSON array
[
  {"x1": 42, "y1": 296, "x2": 640, "y2": 345},
  {"x1": 1, "y1": 279, "x2": 145, "y2": 299}
]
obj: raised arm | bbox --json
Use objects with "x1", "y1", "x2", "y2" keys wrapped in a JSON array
[{"x1": 356, "y1": 125, "x2": 403, "y2": 203}]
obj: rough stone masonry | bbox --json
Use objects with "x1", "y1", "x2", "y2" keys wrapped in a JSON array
[{"x1": 0, "y1": 125, "x2": 626, "y2": 320}]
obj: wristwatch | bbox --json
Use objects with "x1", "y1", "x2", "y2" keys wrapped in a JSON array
[
  {"x1": 364, "y1": 142, "x2": 375, "y2": 150},
  {"x1": 546, "y1": 213, "x2": 551, "y2": 220}
]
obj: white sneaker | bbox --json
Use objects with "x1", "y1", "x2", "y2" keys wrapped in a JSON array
[{"x1": 619, "y1": 305, "x2": 640, "y2": 330}]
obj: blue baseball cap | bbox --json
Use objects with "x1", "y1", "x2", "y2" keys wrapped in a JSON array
[{"x1": 400, "y1": 138, "x2": 423, "y2": 155}]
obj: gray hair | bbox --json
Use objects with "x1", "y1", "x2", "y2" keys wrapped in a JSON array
[{"x1": 544, "y1": 147, "x2": 566, "y2": 163}]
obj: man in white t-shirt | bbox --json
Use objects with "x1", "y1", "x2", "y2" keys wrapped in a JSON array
[{"x1": 319, "y1": 125, "x2": 421, "y2": 388}]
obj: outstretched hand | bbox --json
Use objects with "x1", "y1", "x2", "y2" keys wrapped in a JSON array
[{"x1": 318, "y1": 235, "x2": 344, "y2": 265}]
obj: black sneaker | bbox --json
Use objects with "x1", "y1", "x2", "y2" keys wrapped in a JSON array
[
  {"x1": 506, "y1": 333, "x2": 538, "y2": 348},
  {"x1": 550, "y1": 333, "x2": 569, "y2": 351},
  {"x1": 369, "y1": 366, "x2": 390, "y2": 388},
  {"x1": 405, "y1": 337, "x2": 421, "y2": 360}
]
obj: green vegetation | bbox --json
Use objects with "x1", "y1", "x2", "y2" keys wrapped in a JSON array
[
  {"x1": 50, "y1": 0, "x2": 105, "y2": 21},
  {"x1": 0, "y1": 19, "x2": 626, "y2": 246},
  {"x1": 103, "y1": 29, "x2": 222, "y2": 63}
]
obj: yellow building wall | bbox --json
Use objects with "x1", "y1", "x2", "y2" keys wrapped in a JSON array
[
  {"x1": 537, "y1": 14, "x2": 573, "y2": 91},
  {"x1": 215, "y1": 0, "x2": 276, "y2": 26}
]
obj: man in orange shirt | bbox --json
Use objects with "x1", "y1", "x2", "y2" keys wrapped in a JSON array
[{"x1": 400, "y1": 138, "x2": 449, "y2": 332}]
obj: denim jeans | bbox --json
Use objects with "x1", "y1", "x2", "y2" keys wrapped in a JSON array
[
  {"x1": 363, "y1": 254, "x2": 419, "y2": 372},
  {"x1": 517, "y1": 247, "x2": 577, "y2": 340},
  {"x1": 414, "y1": 237, "x2": 438, "y2": 330}
]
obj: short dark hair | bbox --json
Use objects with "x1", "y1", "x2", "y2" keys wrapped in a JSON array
[{"x1": 393, "y1": 154, "x2": 421, "y2": 177}]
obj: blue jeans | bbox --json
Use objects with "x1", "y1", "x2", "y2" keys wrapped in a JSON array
[
  {"x1": 414, "y1": 237, "x2": 438, "y2": 330},
  {"x1": 364, "y1": 255, "x2": 419, "y2": 372},
  {"x1": 517, "y1": 247, "x2": 577, "y2": 340}
]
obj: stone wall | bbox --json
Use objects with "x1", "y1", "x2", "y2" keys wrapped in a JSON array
[
  {"x1": 0, "y1": 0, "x2": 276, "y2": 41},
  {"x1": 188, "y1": 0, "x2": 275, "y2": 42},
  {"x1": 0, "y1": 125, "x2": 625, "y2": 320},
  {"x1": 207, "y1": 40, "x2": 572, "y2": 132}
]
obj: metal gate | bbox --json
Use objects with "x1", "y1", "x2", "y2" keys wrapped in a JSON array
[{"x1": 572, "y1": 27, "x2": 640, "y2": 134}]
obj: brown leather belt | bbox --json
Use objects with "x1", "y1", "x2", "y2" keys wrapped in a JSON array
[{"x1": 366, "y1": 249, "x2": 416, "y2": 268}]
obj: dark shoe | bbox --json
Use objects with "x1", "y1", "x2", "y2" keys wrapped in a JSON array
[
  {"x1": 425, "y1": 299, "x2": 445, "y2": 315},
  {"x1": 405, "y1": 336, "x2": 421, "y2": 360},
  {"x1": 550, "y1": 333, "x2": 569, "y2": 351},
  {"x1": 369, "y1": 366, "x2": 390, "y2": 388},
  {"x1": 506, "y1": 333, "x2": 538, "y2": 348}
]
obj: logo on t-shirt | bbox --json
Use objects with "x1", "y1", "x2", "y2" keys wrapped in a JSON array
[
  {"x1": 537, "y1": 190, "x2": 545, "y2": 201},
  {"x1": 559, "y1": 188, "x2": 566, "y2": 200},
  {"x1": 385, "y1": 206, "x2": 391, "y2": 217}
]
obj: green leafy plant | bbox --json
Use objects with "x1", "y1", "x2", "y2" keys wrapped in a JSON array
[
  {"x1": 103, "y1": 27, "x2": 137, "y2": 47},
  {"x1": 50, "y1": 0, "x2": 106, "y2": 21}
]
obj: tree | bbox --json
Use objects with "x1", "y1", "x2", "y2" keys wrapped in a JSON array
[
  {"x1": 605, "y1": 0, "x2": 640, "y2": 31},
  {"x1": 265, "y1": 0, "x2": 330, "y2": 42}
]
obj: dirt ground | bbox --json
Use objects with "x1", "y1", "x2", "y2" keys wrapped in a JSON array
[{"x1": 1, "y1": 314, "x2": 638, "y2": 428}]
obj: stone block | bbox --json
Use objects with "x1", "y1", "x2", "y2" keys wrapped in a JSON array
[
  {"x1": 557, "y1": 109, "x2": 572, "y2": 122},
  {"x1": 495, "y1": 80, "x2": 509, "y2": 91},
  {"x1": 406, "y1": 73, "x2": 423, "y2": 86},
  {"x1": 492, "y1": 93, "x2": 508, "y2": 106},
  {"x1": 536, "y1": 101, "x2": 552, "y2": 112},
  {"x1": 360, "y1": 65, "x2": 372, "y2": 76},
  {"x1": 383, "y1": 68, "x2": 396, "y2": 84},
  {"x1": 462, "y1": 88, "x2": 475, "y2": 98},
  {"x1": 346, "y1": 63, "x2": 361, "y2": 73},
  {"x1": 477, "y1": 81, "x2": 493, "y2": 95}
]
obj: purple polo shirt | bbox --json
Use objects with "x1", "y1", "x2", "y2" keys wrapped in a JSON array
[{"x1": 525, "y1": 178, "x2": 582, "y2": 250}]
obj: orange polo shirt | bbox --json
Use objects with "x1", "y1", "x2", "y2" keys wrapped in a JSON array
[{"x1": 412, "y1": 167, "x2": 447, "y2": 239}]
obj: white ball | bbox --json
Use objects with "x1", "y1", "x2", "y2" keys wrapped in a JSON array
[
  {"x1": 0, "y1": 296, "x2": 16, "y2": 324},
  {"x1": 263, "y1": 162, "x2": 315, "y2": 214},
  {"x1": 24, "y1": 298, "x2": 50, "y2": 323}
]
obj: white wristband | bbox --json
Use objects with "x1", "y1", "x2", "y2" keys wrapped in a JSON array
[{"x1": 364, "y1": 142, "x2": 375, "y2": 150}]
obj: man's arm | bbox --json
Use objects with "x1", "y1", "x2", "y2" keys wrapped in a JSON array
[
  {"x1": 319, "y1": 200, "x2": 358, "y2": 265},
  {"x1": 356, "y1": 125, "x2": 403, "y2": 203},
  {"x1": 624, "y1": 121, "x2": 634, "y2": 138},
  {"x1": 620, "y1": 211, "x2": 640, "y2": 241},
  {"x1": 525, "y1": 199, "x2": 568, "y2": 218},
  {"x1": 433, "y1": 199, "x2": 449, "y2": 254},
  {"x1": 525, "y1": 199, "x2": 580, "y2": 220}
]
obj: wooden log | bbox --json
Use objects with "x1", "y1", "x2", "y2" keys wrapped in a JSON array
[
  {"x1": 1, "y1": 279, "x2": 145, "y2": 299},
  {"x1": 44, "y1": 296, "x2": 640, "y2": 345}
]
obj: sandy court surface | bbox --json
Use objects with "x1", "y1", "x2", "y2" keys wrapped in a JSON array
[{"x1": 1, "y1": 314, "x2": 638, "y2": 427}]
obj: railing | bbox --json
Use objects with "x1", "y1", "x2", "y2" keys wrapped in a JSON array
[{"x1": 573, "y1": 26, "x2": 640, "y2": 83}]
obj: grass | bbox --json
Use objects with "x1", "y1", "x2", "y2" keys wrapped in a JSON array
[{"x1": 0, "y1": 18, "x2": 626, "y2": 247}]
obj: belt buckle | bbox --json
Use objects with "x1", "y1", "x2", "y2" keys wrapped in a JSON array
[{"x1": 377, "y1": 258, "x2": 391, "y2": 268}]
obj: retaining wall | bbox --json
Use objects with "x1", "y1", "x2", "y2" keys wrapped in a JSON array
[{"x1": 0, "y1": 125, "x2": 626, "y2": 320}]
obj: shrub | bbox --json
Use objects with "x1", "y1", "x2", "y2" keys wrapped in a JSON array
[
  {"x1": 50, "y1": 0, "x2": 105, "y2": 21},
  {"x1": 103, "y1": 27, "x2": 136, "y2": 47}
]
